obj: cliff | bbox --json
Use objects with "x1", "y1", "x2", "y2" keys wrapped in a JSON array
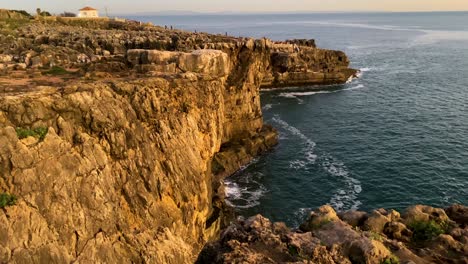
[
  {"x1": 198, "y1": 204, "x2": 468, "y2": 264},
  {"x1": 0, "y1": 15, "x2": 357, "y2": 263}
]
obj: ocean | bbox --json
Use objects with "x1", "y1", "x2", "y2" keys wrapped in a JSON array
[{"x1": 131, "y1": 12, "x2": 468, "y2": 227}]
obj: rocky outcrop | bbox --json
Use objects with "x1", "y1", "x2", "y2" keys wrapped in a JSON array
[
  {"x1": 262, "y1": 43, "x2": 357, "y2": 88},
  {"x1": 0, "y1": 12, "x2": 357, "y2": 263},
  {"x1": 0, "y1": 17, "x2": 356, "y2": 89},
  {"x1": 0, "y1": 9, "x2": 30, "y2": 20},
  {"x1": 199, "y1": 204, "x2": 468, "y2": 264},
  {"x1": 0, "y1": 38, "x2": 282, "y2": 262}
]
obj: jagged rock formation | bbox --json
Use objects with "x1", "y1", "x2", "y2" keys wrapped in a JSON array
[
  {"x1": 0, "y1": 18, "x2": 356, "y2": 89},
  {"x1": 0, "y1": 50, "x2": 276, "y2": 263},
  {"x1": 262, "y1": 42, "x2": 356, "y2": 88},
  {"x1": 198, "y1": 204, "x2": 468, "y2": 264},
  {"x1": 0, "y1": 13, "x2": 357, "y2": 263}
]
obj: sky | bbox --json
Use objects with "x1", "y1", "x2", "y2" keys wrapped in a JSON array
[{"x1": 3, "y1": 0, "x2": 468, "y2": 14}]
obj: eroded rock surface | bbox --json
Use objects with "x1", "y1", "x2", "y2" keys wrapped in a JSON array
[
  {"x1": 0, "y1": 12, "x2": 357, "y2": 263},
  {"x1": 199, "y1": 205, "x2": 468, "y2": 264}
]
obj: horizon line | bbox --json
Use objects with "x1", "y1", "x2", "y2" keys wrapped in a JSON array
[{"x1": 115, "y1": 10, "x2": 468, "y2": 15}]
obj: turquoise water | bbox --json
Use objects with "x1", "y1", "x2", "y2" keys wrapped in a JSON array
[{"x1": 133, "y1": 13, "x2": 468, "y2": 227}]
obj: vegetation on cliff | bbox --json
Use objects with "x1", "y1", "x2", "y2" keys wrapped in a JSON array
[{"x1": 0, "y1": 193, "x2": 16, "y2": 208}]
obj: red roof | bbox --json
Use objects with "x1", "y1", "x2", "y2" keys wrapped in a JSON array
[{"x1": 79, "y1": 7, "x2": 97, "y2": 11}]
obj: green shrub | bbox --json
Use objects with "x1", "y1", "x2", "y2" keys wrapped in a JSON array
[
  {"x1": 16, "y1": 127, "x2": 48, "y2": 141},
  {"x1": 408, "y1": 220, "x2": 447, "y2": 242},
  {"x1": 381, "y1": 255, "x2": 400, "y2": 264},
  {"x1": 43, "y1": 66, "x2": 69, "y2": 75},
  {"x1": 287, "y1": 245, "x2": 299, "y2": 257},
  {"x1": 369, "y1": 231, "x2": 383, "y2": 241},
  {"x1": 1, "y1": 18, "x2": 30, "y2": 32},
  {"x1": 11, "y1": 10, "x2": 32, "y2": 18},
  {"x1": 0, "y1": 193, "x2": 17, "y2": 208}
]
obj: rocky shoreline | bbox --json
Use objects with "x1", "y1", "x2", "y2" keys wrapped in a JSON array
[
  {"x1": 198, "y1": 204, "x2": 468, "y2": 264},
  {"x1": 0, "y1": 9, "x2": 465, "y2": 264}
]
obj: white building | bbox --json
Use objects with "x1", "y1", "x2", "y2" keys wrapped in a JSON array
[{"x1": 78, "y1": 7, "x2": 98, "y2": 18}]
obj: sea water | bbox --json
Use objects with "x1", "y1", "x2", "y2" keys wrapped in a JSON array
[{"x1": 131, "y1": 12, "x2": 468, "y2": 227}]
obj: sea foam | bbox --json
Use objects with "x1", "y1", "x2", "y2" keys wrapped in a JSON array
[
  {"x1": 278, "y1": 84, "x2": 365, "y2": 99},
  {"x1": 321, "y1": 155, "x2": 362, "y2": 211}
]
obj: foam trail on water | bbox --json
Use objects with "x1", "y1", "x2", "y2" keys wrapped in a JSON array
[
  {"x1": 321, "y1": 155, "x2": 362, "y2": 211},
  {"x1": 279, "y1": 84, "x2": 365, "y2": 98},
  {"x1": 271, "y1": 116, "x2": 317, "y2": 168}
]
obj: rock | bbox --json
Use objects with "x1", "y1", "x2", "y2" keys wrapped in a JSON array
[
  {"x1": 449, "y1": 228, "x2": 468, "y2": 244},
  {"x1": 363, "y1": 210, "x2": 391, "y2": 233},
  {"x1": 300, "y1": 205, "x2": 339, "y2": 231},
  {"x1": 339, "y1": 210, "x2": 368, "y2": 227},
  {"x1": 445, "y1": 204, "x2": 468, "y2": 227},
  {"x1": 311, "y1": 220, "x2": 391, "y2": 263},
  {"x1": 403, "y1": 205, "x2": 450, "y2": 225},
  {"x1": 347, "y1": 239, "x2": 391, "y2": 264},
  {"x1": 384, "y1": 221, "x2": 413, "y2": 242},
  {"x1": 77, "y1": 53, "x2": 90, "y2": 63},
  {"x1": 0, "y1": 54, "x2": 13, "y2": 63},
  {"x1": 29, "y1": 56, "x2": 43, "y2": 68},
  {"x1": 178, "y1": 49, "x2": 230, "y2": 77}
]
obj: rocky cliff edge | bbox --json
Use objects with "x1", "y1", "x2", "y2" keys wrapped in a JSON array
[
  {"x1": 0, "y1": 14, "x2": 357, "y2": 263},
  {"x1": 198, "y1": 204, "x2": 468, "y2": 264}
]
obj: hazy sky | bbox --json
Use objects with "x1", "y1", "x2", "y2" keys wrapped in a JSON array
[{"x1": 4, "y1": 0, "x2": 468, "y2": 14}]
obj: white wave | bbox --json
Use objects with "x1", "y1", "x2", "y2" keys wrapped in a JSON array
[
  {"x1": 261, "y1": 20, "x2": 416, "y2": 32},
  {"x1": 238, "y1": 157, "x2": 259, "y2": 171},
  {"x1": 224, "y1": 178, "x2": 267, "y2": 209},
  {"x1": 279, "y1": 90, "x2": 331, "y2": 97},
  {"x1": 321, "y1": 156, "x2": 362, "y2": 211},
  {"x1": 354, "y1": 67, "x2": 374, "y2": 79},
  {"x1": 225, "y1": 181, "x2": 243, "y2": 200},
  {"x1": 291, "y1": 207, "x2": 313, "y2": 227},
  {"x1": 289, "y1": 160, "x2": 307, "y2": 170},
  {"x1": 279, "y1": 84, "x2": 365, "y2": 98},
  {"x1": 345, "y1": 84, "x2": 365, "y2": 91},
  {"x1": 262, "y1": 104, "x2": 273, "y2": 110},
  {"x1": 271, "y1": 116, "x2": 317, "y2": 166},
  {"x1": 271, "y1": 116, "x2": 316, "y2": 149},
  {"x1": 305, "y1": 151, "x2": 318, "y2": 163}
]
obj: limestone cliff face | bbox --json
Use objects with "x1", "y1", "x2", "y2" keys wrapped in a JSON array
[
  {"x1": 0, "y1": 45, "x2": 277, "y2": 263},
  {"x1": 262, "y1": 42, "x2": 357, "y2": 88},
  {"x1": 0, "y1": 17, "x2": 356, "y2": 263}
]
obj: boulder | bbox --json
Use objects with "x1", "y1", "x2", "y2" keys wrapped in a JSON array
[
  {"x1": 449, "y1": 228, "x2": 468, "y2": 244},
  {"x1": 339, "y1": 210, "x2": 368, "y2": 227},
  {"x1": 0, "y1": 54, "x2": 13, "y2": 63},
  {"x1": 178, "y1": 49, "x2": 230, "y2": 77},
  {"x1": 312, "y1": 220, "x2": 391, "y2": 263},
  {"x1": 363, "y1": 210, "x2": 391, "y2": 233},
  {"x1": 403, "y1": 205, "x2": 450, "y2": 225},
  {"x1": 29, "y1": 56, "x2": 43, "y2": 68},
  {"x1": 445, "y1": 204, "x2": 468, "y2": 227},
  {"x1": 383, "y1": 221, "x2": 413, "y2": 242},
  {"x1": 300, "y1": 205, "x2": 339, "y2": 231}
]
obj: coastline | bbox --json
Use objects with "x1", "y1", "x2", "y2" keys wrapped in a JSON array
[{"x1": 1, "y1": 9, "x2": 466, "y2": 264}]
